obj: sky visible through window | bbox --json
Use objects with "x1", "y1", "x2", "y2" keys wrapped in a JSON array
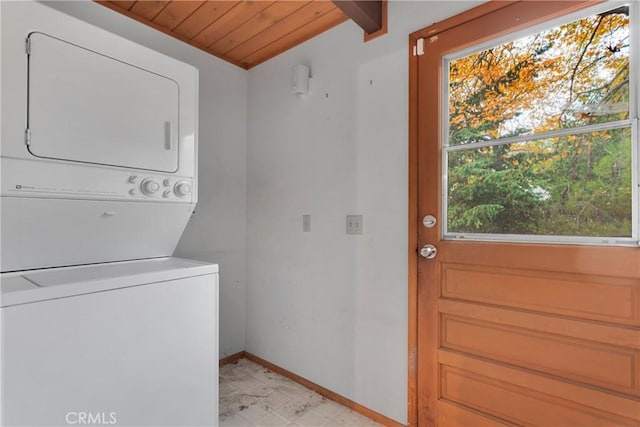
[{"x1": 445, "y1": 5, "x2": 633, "y2": 240}]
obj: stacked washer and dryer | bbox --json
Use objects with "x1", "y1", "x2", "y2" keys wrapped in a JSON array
[{"x1": 1, "y1": 2, "x2": 218, "y2": 426}]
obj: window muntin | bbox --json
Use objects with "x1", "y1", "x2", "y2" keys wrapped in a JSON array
[{"x1": 443, "y1": 3, "x2": 637, "y2": 245}]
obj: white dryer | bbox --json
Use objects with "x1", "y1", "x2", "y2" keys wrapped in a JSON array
[
  {"x1": 1, "y1": 0, "x2": 199, "y2": 272},
  {"x1": 0, "y1": 2, "x2": 218, "y2": 426}
]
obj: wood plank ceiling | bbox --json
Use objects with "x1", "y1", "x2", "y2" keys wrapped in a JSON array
[{"x1": 97, "y1": 1, "x2": 350, "y2": 69}]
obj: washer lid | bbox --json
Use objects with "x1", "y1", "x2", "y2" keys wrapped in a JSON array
[
  {"x1": 1, "y1": 257, "x2": 218, "y2": 307},
  {"x1": 1, "y1": 276, "x2": 39, "y2": 293},
  {"x1": 27, "y1": 32, "x2": 180, "y2": 173}
]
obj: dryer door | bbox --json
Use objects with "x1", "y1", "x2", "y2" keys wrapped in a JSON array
[{"x1": 27, "y1": 32, "x2": 179, "y2": 173}]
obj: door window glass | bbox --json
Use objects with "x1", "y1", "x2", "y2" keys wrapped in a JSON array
[{"x1": 444, "y1": 4, "x2": 636, "y2": 244}]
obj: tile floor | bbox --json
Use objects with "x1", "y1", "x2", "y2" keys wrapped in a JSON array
[{"x1": 219, "y1": 358, "x2": 383, "y2": 427}]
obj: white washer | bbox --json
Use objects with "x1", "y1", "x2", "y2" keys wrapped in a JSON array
[{"x1": 1, "y1": 257, "x2": 218, "y2": 427}]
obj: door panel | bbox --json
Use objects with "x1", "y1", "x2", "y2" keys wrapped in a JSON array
[
  {"x1": 440, "y1": 351, "x2": 640, "y2": 421},
  {"x1": 441, "y1": 313, "x2": 638, "y2": 395},
  {"x1": 28, "y1": 32, "x2": 179, "y2": 172},
  {"x1": 438, "y1": 401, "x2": 514, "y2": 427},
  {"x1": 442, "y1": 264, "x2": 639, "y2": 325},
  {"x1": 441, "y1": 366, "x2": 638, "y2": 427},
  {"x1": 412, "y1": 1, "x2": 640, "y2": 425},
  {"x1": 439, "y1": 301, "x2": 640, "y2": 355}
]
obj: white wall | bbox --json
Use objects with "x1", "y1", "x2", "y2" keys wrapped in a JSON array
[
  {"x1": 246, "y1": 1, "x2": 482, "y2": 423},
  {"x1": 28, "y1": 0, "x2": 486, "y2": 422},
  {"x1": 42, "y1": 1, "x2": 248, "y2": 358}
]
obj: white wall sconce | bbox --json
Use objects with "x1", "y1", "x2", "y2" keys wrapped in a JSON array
[{"x1": 292, "y1": 64, "x2": 311, "y2": 96}]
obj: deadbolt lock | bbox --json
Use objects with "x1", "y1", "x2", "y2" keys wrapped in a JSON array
[{"x1": 422, "y1": 215, "x2": 437, "y2": 228}]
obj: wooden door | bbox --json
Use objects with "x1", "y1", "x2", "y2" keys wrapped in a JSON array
[{"x1": 410, "y1": 2, "x2": 640, "y2": 426}]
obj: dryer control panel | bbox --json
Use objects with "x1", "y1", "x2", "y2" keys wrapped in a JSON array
[
  {"x1": 128, "y1": 175, "x2": 192, "y2": 200},
  {"x1": 1, "y1": 158, "x2": 195, "y2": 204},
  {"x1": 1, "y1": 1, "x2": 199, "y2": 205}
]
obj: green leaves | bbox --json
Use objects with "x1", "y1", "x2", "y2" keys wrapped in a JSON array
[
  {"x1": 446, "y1": 6, "x2": 632, "y2": 238},
  {"x1": 447, "y1": 129, "x2": 632, "y2": 237}
]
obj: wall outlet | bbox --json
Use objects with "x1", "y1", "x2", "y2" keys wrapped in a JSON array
[
  {"x1": 346, "y1": 215, "x2": 363, "y2": 235},
  {"x1": 302, "y1": 214, "x2": 311, "y2": 232}
]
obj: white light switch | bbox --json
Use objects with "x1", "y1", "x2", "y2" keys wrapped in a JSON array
[
  {"x1": 303, "y1": 214, "x2": 311, "y2": 232},
  {"x1": 346, "y1": 215, "x2": 363, "y2": 235}
]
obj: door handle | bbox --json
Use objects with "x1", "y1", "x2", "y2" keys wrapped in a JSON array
[
  {"x1": 164, "y1": 121, "x2": 173, "y2": 150},
  {"x1": 420, "y1": 244, "x2": 437, "y2": 259}
]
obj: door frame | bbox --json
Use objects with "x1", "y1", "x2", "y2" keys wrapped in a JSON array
[{"x1": 406, "y1": 1, "x2": 606, "y2": 425}]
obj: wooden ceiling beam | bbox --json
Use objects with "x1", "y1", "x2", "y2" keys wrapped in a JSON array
[{"x1": 331, "y1": 0, "x2": 383, "y2": 35}]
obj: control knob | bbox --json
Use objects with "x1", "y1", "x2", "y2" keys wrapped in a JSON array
[
  {"x1": 140, "y1": 178, "x2": 161, "y2": 196},
  {"x1": 174, "y1": 181, "x2": 192, "y2": 198}
]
